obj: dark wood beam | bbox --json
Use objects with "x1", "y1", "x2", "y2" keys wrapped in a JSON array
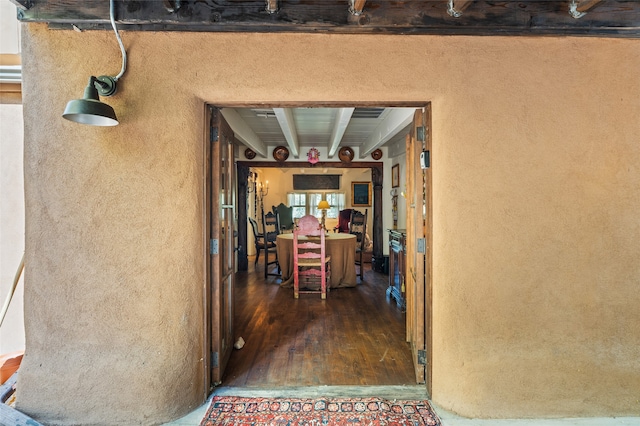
[
  {"x1": 15, "y1": 1, "x2": 640, "y2": 38},
  {"x1": 8, "y1": 0, "x2": 32, "y2": 11}
]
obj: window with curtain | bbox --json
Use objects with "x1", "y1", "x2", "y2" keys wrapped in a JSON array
[
  {"x1": 287, "y1": 192, "x2": 307, "y2": 219},
  {"x1": 287, "y1": 192, "x2": 345, "y2": 219}
]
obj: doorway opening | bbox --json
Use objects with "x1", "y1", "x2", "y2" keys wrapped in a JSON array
[{"x1": 204, "y1": 103, "x2": 433, "y2": 397}]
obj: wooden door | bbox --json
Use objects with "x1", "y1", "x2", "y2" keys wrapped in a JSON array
[
  {"x1": 404, "y1": 105, "x2": 432, "y2": 392},
  {"x1": 205, "y1": 106, "x2": 236, "y2": 389}
]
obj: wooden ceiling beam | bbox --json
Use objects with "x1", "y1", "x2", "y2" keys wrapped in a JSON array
[
  {"x1": 359, "y1": 108, "x2": 415, "y2": 159},
  {"x1": 14, "y1": 1, "x2": 640, "y2": 39},
  {"x1": 328, "y1": 108, "x2": 355, "y2": 158},
  {"x1": 220, "y1": 108, "x2": 268, "y2": 159},
  {"x1": 273, "y1": 108, "x2": 300, "y2": 159}
]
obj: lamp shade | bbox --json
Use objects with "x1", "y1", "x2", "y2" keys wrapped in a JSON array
[
  {"x1": 317, "y1": 200, "x2": 331, "y2": 210},
  {"x1": 63, "y1": 76, "x2": 118, "y2": 126}
]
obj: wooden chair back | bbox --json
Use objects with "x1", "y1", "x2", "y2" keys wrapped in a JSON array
[
  {"x1": 349, "y1": 209, "x2": 367, "y2": 250},
  {"x1": 273, "y1": 203, "x2": 294, "y2": 232},
  {"x1": 293, "y1": 215, "x2": 329, "y2": 299},
  {"x1": 350, "y1": 209, "x2": 368, "y2": 280},
  {"x1": 262, "y1": 210, "x2": 281, "y2": 277},
  {"x1": 334, "y1": 208, "x2": 352, "y2": 233}
]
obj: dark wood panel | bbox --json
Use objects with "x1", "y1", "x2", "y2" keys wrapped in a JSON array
[
  {"x1": 13, "y1": 0, "x2": 640, "y2": 38},
  {"x1": 223, "y1": 255, "x2": 415, "y2": 387},
  {"x1": 293, "y1": 174, "x2": 341, "y2": 190}
]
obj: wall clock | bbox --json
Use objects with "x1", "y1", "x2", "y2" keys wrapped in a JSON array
[{"x1": 338, "y1": 146, "x2": 354, "y2": 163}]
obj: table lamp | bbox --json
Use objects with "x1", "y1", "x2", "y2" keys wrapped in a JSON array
[{"x1": 317, "y1": 200, "x2": 331, "y2": 229}]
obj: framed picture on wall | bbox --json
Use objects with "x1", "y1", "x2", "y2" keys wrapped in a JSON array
[
  {"x1": 392, "y1": 164, "x2": 400, "y2": 188},
  {"x1": 351, "y1": 182, "x2": 372, "y2": 207}
]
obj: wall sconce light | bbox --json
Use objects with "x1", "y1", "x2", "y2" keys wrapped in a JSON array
[
  {"x1": 317, "y1": 200, "x2": 331, "y2": 230},
  {"x1": 63, "y1": 0, "x2": 127, "y2": 126},
  {"x1": 247, "y1": 171, "x2": 257, "y2": 194},
  {"x1": 257, "y1": 180, "x2": 269, "y2": 215},
  {"x1": 258, "y1": 180, "x2": 269, "y2": 199}
]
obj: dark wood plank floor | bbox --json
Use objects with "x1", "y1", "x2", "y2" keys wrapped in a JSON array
[{"x1": 221, "y1": 255, "x2": 416, "y2": 387}]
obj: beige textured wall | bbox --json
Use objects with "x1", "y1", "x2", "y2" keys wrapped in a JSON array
[{"x1": 18, "y1": 24, "x2": 640, "y2": 424}]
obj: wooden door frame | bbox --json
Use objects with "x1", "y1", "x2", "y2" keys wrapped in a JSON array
[
  {"x1": 202, "y1": 104, "x2": 212, "y2": 397},
  {"x1": 205, "y1": 101, "x2": 433, "y2": 396},
  {"x1": 202, "y1": 105, "x2": 237, "y2": 397},
  {"x1": 405, "y1": 104, "x2": 433, "y2": 396}
]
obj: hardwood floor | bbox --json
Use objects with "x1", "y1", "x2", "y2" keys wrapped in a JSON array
[{"x1": 221, "y1": 255, "x2": 416, "y2": 387}]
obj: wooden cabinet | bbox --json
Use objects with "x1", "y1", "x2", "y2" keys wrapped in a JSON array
[{"x1": 387, "y1": 230, "x2": 406, "y2": 309}]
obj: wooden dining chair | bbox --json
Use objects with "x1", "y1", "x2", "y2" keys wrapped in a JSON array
[
  {"x1": 273, "y1": 203, "x2": 294, "y2": 232},
  {"x1": 333, "y1": 208, "x2": 352, "y2": 233},
  {"x1": 293, "y1": 215, "x2": 331, "y2": 299},
  {"x1": 262, "y1": 210, "x2": 281, "y2": 278},
  {"x1": 349, "y1": 209, "x2": 368, "y2": 281},
  {"x1": 248, "y1": 217, "x2": 274, "y2": 265}
]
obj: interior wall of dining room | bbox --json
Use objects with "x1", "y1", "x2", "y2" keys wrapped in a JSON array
[
  {"x1": 252, "y1": 166, "x2": 373, "y2": 234},
  {"x1": 16, "y1": 21, "x2": 640, "y2": 425}
]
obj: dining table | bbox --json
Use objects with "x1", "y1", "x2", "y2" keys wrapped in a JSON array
[{"x1": 276, "y1": 232, "x2": 358, "y2": 289}]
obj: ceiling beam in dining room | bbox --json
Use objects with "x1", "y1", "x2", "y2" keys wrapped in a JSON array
[
  {"x1": 220, "y1": 108, "x2": 268, "y2": 158},
  {"x1": 359, "y1": 108, "x2": 415, "y2": 159},
  {"x1": 273, "y1": 108, "x2": 300, "y2": 159},
  {"x1": 328, "y1": 108, "x2": 355, "y2": 158}
]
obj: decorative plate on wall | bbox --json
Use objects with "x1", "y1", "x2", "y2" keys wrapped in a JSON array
[
  {"x1": 371, "y1": 149, "x2": 383, "y2": 160},
  {"x1": 244, "y1": 148, "x2": 256, "y2": 160},
  {"x1": 338, "y1": 146, "x2": 354, "y2": 163},
  {"x1": 273, "y1": 146, "x2": 290, "y2": 162}
]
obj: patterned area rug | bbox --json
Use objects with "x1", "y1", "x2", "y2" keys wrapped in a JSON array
[{"x1": 200, "y1": 396, "x2": 441, "y2": 425}]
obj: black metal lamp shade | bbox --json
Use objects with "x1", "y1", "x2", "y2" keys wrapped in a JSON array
[{"x1": 63, "y1": 76, "x2": 118, "y2": 126}]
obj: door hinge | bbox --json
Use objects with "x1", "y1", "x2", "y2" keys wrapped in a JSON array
[
  {"x1": 418, "y1": 350, "x2": 426, "y2": 365},
  {"x1": 211, "y1": 351, "x2": 219, "y2": 368},
  {"x1": 417, "y1": 238, "x2": 426, "y2": 253},
  {"x1": 210, "y1": 239, "x2": 219, "y2": 255},
  {"x1": 416, "y1": 125, "x2": 426, "y2": 142},
  {"x1": 210, "y1": 128, "x2": 219, "y2": 142}
]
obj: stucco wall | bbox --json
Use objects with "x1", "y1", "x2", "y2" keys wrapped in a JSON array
[{"x1": 17, "y1": 24, "x2": 640, "y2": 424}]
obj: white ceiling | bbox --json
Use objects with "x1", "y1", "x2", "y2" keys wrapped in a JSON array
[{"x1": 223, "y1": 107, "x2": 415, "y2": 160}]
